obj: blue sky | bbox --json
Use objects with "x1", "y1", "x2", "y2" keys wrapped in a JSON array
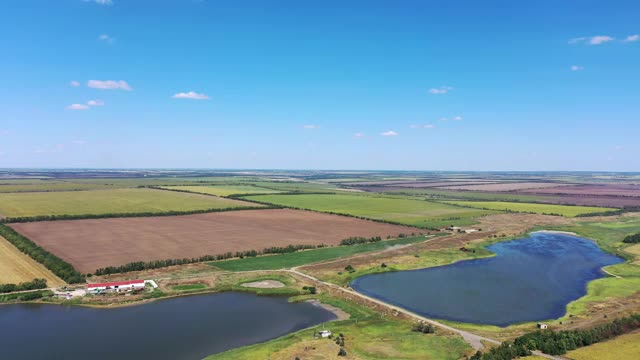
[{"x1": 0, "y1": 0, "x2": 638, "y2": 171}]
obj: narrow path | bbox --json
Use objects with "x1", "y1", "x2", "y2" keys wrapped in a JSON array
[{"x1": 601, "y1": 267, "x2": 622, "y2": 278}]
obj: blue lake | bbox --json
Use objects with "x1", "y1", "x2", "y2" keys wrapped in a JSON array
[
  {"x1": 0, "y1": 292, "x2": 335, "y2": 360},
  {"x1": 350, "y1": 232, "x2": 623, "y2": 326}
]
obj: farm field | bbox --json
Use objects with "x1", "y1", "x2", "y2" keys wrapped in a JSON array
[
  {"x1": 443, "y1": 200, "x2": 617, "y2": 217},
  {"x1": 158, "y1": 185, "x2": 282, "y2": 197},
  {"x1": 0, "y1": 188, "x2": 257, "y2": 218},
  {"x1": 0, "y1": 235, "x2": 65, "y2": 286},
  {"x1": 211, "y1": 235, "x2": 434, "y2": 271},
  {"x1": 0, "y1": 182, "x2": 118, "y2": 193},
  {"x1": 245, "y1": 194, "x2": 496, "y2": 227},
  {"x1": 565, "y1": 331, "x2": 640, "y2": 360},
  {"x1": 521, "y1": 184, "x2": 640, "y2": 197},
  {"x1": 438, "y1": 182, "x2": 571, "y2": 192},
  {"x1": 9, "y1": 209, "x2": 419, "y2": 273}
]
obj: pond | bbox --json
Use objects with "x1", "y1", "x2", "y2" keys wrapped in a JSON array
[
  {"x1": 350, "y1": 232, "x2": 623, "y2": 326},
  {"x1": 0, "y1": 292, "x2": 336, "y2": 360}
]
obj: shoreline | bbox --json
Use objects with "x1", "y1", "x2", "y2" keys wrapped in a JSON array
[
  {"x1": 532, "y1": 230, "x2": 578, "y2": 236},
  {"x1": 305, "y1": 299, "x2": 351, "y2": 321}
]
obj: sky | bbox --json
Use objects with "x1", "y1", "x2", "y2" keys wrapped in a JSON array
[{"x1": 0, "y1": 0, "x2": 638, "y2": 171}]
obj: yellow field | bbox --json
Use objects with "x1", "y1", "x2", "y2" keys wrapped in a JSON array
[
  {"x1": 625, "y1": 243, "x2": 640, "y2": 264},
  {"x1": 566, "y1": 332, "x2": 640, "y2": 360},
  {"x1": 0, "y1": 236, "x2": 66, "y2": 286}
]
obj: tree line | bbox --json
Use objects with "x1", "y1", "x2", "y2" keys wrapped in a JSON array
[
  {"x1": 469, "y1": 313, "x2": 640, "y2": 360},
  {"x1": 0, "y1": 205, "x2": 271, "y2": 224},
  {"x1": 623, "y1": 232, "x2": 640, "y2": 244},
  {"x1": 94, "y1": 243, "x2": 327, "y2": 275},
  {"x1": 0, "y1": 278, "x2": 47, "y2": 294},
  {"x1": 0, "y1": 224, "x2": 85, "y2": 283}
]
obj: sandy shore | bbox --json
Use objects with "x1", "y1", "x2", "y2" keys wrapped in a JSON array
[
  {"x1": 533, "y1": 230, "x2": 578, "y2": 236},
  {"x1": 240, "y1": 280, "x2": 285, "y2": 289},
  {"x1": 306, "y1": 299, "x2": 351, "y2": 321}
]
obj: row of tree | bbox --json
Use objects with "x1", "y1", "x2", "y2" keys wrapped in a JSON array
[
  {"x1": 339, "y1": 236, "x2": 383, "y2": 246},
  {"x1": 623, "y1": 232, "x2": 640, "y2": 243},
  {"x1": 469, "y1": 313, "x2": 640, "y2": 359},
  {"x1": 0, "y1": 224, "x2": 85, "y2": 283},
  {"x1": 1, "y1": 205, "x2": 269, "y2": 224},
  {"x1": 94, "y1": 243, "x2": 327, "y2": 275},
  {"x1": 0, "y1": 278, "x2": 47, "y2": 294}
]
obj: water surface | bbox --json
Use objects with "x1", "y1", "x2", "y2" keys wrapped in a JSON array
[
  {"x1": 0, "y1": 292, "x2": 335, "y2": 360},
  {"x1": 351, "y1": 232, "x2": 623, "y2": 326}
]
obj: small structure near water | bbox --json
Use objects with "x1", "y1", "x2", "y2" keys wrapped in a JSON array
[
  {"x1": 87, "y1": 280, "x2": 145, "y2": 294},
  {"x1": 537, "y1": 323, "x2": 548, "y2": 329}
]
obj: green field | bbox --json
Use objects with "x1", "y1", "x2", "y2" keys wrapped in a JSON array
[
  {"x1": 158, "y1": 185, "x2": 282, "y2": 197},
  {"x1": 208, "y1": 295, "x2": 471, "y2": 360},
  {"x1": 565, "y1": 331, "x2": 640, "y2": 360},
  {"x1": 0, "y1": 188, "x2": 257, "y2": 218},
  {"x1": 210, "y1": 235, "x2": 434, "y2": 271},
  {"x1": 244, "y1": 193, "x2": 496, "y2": 227},
  {"x1": 387, "y1": 188, "x2": 543, "y2": 202},
  {"x1": 443, "y1": 200, "x2": 617, "y2": 217}
]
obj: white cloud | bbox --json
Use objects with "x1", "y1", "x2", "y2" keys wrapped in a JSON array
[
  {"x1": 381, "y1": 130, "x2": 398, "y2": 136},
  {"x1": 303, "y1": 124, "x2": 320, "y2": 129},
  {"x1": 570, "y1": 65, "x2": 584, "y2": 71},
  {"x1": 354, "y1": 132, "x2": 365, "y2": 138},
  {"x1": 88, "y1": 80, "x2": 132, "y2": 90},
  {"x1": 72, "y1": 140, "x2": 88, "y2": 145},
  {"x1": 569, "y1": 35, "x2": 614, "y2": 45},
  {"x1": 69, "y1": 80, "x2": 80, "y2": 87},
  {"x1": 98, "y1": 34, "x2": 115, "y2": 44},
  {"x1": 439, "y1": 117, "x2": 448, "y2": 121},
  {"x1": 92, "y1": 0, "x2": 113, "y2": 5},
  {"x1": 428, "y1": 86, "x2": 453, "y2": 95},
  {"x1": 614, "y1": 145, "x2": 624, "y2": 151},
  {"x1": 87, "y1": 100, "x2": 104, "y2": 106},
  {"x1": 0, "y1": 130, "x2": 10, "y2": 136},
  {"x1": 623, "y1": 34, "x2": 639, "y2": 43},
  {"x1": 410, "y1": 124, "x2": 435, "y2": 129},
  {"x1": 590, "y1": 35, "x2": 614, "y2": 45},
  {"x1": 453, "y1": 116, "x2": 463, "y2": 121},
  {"x1": 66, "y1": 104, "x2": 90, "y2": 110},
  {"x1": 172, "y1": 91, "x2": 209, "y2": 100}
]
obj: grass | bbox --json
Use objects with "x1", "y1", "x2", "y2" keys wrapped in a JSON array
[
  {"x1": 564, "y1": 331, "x2": 640, "y2": 360},
  {"x1": 158, "y1": 185, "x2": 282, "y2": 197},
  {"x1": 0, "y1": 188, "x2": 256, "y2": 217},
  {"x1": 443, "y1": 200, "x2": 617, "y2": 217},
  {"x1": 207, "y1": 295, "x2": 471, "y2": 360},
  {"x1": 387, "y1": 188, "x2": 544, "y2": 203},
  {"x1": 210, "y1": 235, "x2": 437, "y2": 271},
  {"x1": 171, "y1": 283, "x2": 207, "y2": 291},
  {"x1": 213, "y1": 273, "x2": 303, "y2": 296},
  {"x1": 244, "y1": 193, "x2": 496, "y2": 228},
  {"x1": 0, "y1": 235, "x2": 66, "y2": 286}
]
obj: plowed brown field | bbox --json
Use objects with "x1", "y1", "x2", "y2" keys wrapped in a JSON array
[{"x1": 10, "y1": 209, "x2": 419, "y2": 273}]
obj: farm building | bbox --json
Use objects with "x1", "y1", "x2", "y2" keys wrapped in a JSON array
[
  {"x1": 319, "y1": 330, "x2": 332, "y2": 338},
  {"x1": 87, "y1": 280, "x2": 145, "y2": 293},
  {"x1": 537, "y1": 323, "x2": 548, "y2": 329}
]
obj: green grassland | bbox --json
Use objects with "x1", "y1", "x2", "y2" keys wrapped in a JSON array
[
  {"x1": 158, "y1": 185, "x2": 282, "y2": 197},
  {"x1": 208, "y1": 295, "x2": 471, "y2": 360},
  {"x1": 443, "y1": 200, "x2": 617, "y2": 217},
  {"x1": 248, "y1": 181, "x2": 340, "y2": 193},
  {"x1": 171, "y1": 283, "x2": 207, "y2": 291},
  {"x1": 0, "y1": 188, "x2": 256, "y2": 218},
  {"x1": 210, "y1": 235, "x2": 435, "y2": 271},
  {"x1": 244, "y1": 193, "x2": 496, "y2": 227},
  {"x1": 387, "y1": 188, "x2": 543, "y2": 203},
  {"x1": 564, "y1": 331, "x2": 640, "y2": 360}
]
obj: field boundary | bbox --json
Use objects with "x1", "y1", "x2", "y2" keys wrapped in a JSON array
[
  {"x1": 0, "y1": 205, "x2": 275, "y2": 223},
  {"x1": 0, "y1": 224, "x2": 84, "y2": 283}
]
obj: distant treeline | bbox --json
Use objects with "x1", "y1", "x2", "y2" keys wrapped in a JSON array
[
  {"x1": 623, "y1": 232, "x2": 640, "y2": 244},
  {"x1": 470, "y1": 313, "x2": 640, "y2": 360},
  {"x1": 575, "y1": 209, "x2": 625, "y2": 217},
  {"x1": 339, "y1": 235, "x2": 411, "y2": 246},
  {"x1": 0, "y1": 205, "x2": 270, "y2": 224},
  {"x1": 0, "y1": 224, "x2": 85, "y2": 283},
  {"x1": 94, "y1": 243, "x2": 327, "y2": 275},
  {"x1": 0, "y1": 278, "x2": 47, "y2": 294}
]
